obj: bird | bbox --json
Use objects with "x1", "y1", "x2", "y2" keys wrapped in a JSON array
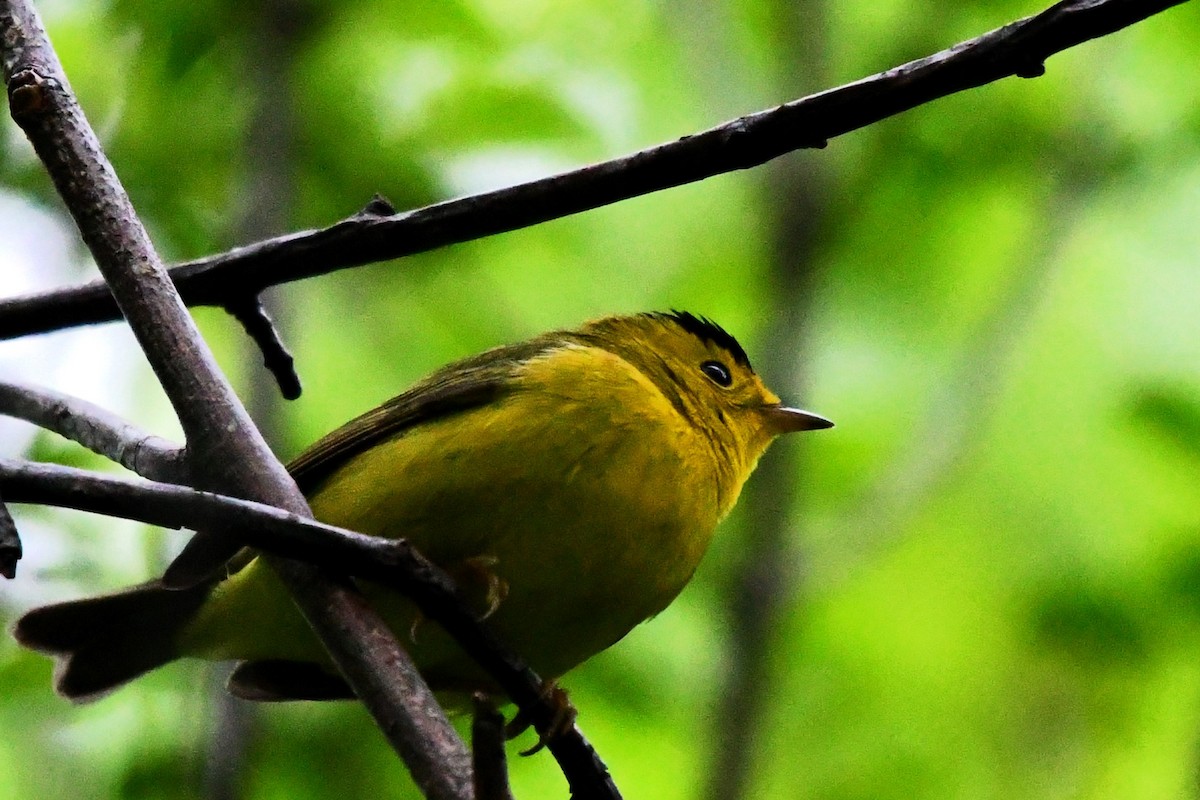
[{"x1": 14, "y1": 311, "x2": 832, "y2": 704}]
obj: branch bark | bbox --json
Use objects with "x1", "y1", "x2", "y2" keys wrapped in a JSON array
[
  {"x1": 472, "y1": 696, "x2": 516, "y2": 800},
  {"x1": 0, "y1": 380, "x2": 186, "y2": 482},
  {"x1": 0, "y1": 3, "x2": 473, "y2": 798},
  {"x1": 0, "y1": 0, "x2": 1186, "y2": 342},
  {"x1": 0, "y1": 489, "x2": 19, "y2": 578}
]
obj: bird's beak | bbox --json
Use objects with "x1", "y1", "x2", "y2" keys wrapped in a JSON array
[{"x1": 762, "y1": 405, "x2": 834, "y2": 433}]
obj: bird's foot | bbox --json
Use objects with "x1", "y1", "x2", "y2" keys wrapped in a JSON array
[
  {"x1": 505, "y1": 681, "x2": 578, "y2": 756},
  {"x1": 454, "y1": 555, "x2": 509, "y2": 620}
]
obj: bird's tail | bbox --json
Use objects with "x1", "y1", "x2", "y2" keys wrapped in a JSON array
[{"x1": 12, "y1": 580, "x2": 211, "y2": 701}]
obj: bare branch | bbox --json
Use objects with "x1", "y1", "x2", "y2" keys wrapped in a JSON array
[
  {"x1": 0, "y1": 490, "x2": 19, "y2": 579},
  {"x1": 225, "y1": 297, "x2": 302, "y2": 400},
  {"x1": 0, "y1": 456, "x2": 622, "y2": 799},
  {"x1": 0, "y1": 381, "x2": 187, "y2": 482},
  {"x1": 0, "y1": 3, "x2": 474, "y2": 796},
  {"x1": 472, "y1": 696, "x2": 515, "y2": 800},
  {"x1": 0, "y1": 0, "x2": 1186, "y2": 342},
  {"x1": 0, "y1": 456, "x2": 467, "y2": 590}
]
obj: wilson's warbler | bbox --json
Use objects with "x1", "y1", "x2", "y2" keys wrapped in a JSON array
[{"x1": 15, "y1": 311, "x2": 831, "y2": 702}]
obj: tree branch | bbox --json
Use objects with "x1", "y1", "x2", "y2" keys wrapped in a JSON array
[
  {"x1": 0, "y1": 489, "x2": 19, "y2": 578},
  {"x1": 472, "y1": 695, "x2": 515, "y2": 800},
  {"x1": 0, "y1": 3, "x2": 474, "y2": 797},
  {"x1": 0, "y1": 456, "x2": 621, "y2": 800},
  {"x1": 0, "y1": 0, "x2": 1186, "y2": 342},
  {"x1": 224, "y1": 296, "x2": 302, "y2": 400},
  {"x1": 0, "y1": 380, "x2": 187, "y2": 482}
]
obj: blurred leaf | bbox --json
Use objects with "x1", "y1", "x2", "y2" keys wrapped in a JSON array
[
  {"x1": 1129, "y1": 385, "x2": 1200, "y2": 461},
  {"x1": 1160, "y1": 539, "x2": 1200, "y2": 619},
  {"x1": 119, "y1": 752, "x2": 196, "y2": 800},
  {"x1": 1030, "y1": 583, "x2": 1149, "y2": 666}
]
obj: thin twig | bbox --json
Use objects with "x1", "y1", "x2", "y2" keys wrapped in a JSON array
[
  {"x1": 0, "y1": 0, "x2": 1186, "y2": 342},
  {"x1": 0, "y1": 381, "x2": 187, "y2": 482},
  {"x1": 0, "y1": 489, "x2": 20, "y2": 579},
  {"x1": 0, "y1": 456, "x2": 471, "y2": 588},
  {"x1": 0, "y1": 456, "x2": 622, "y2": 799},
  {"x1": 472, "y1": 695, "x2": 515, "y2": 800},
  {"x1": 0, "y1": 3, "x2": 474, "y2": 797},
  {"x1": 225, "y1": 297, "x2": 302, "y2": 400}
]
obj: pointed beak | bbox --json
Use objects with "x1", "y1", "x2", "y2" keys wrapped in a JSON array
[{"x1": 762, "y1": 405, "x2": 834, "y2": 433}]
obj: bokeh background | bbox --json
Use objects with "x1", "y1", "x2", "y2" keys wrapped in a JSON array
[{"x1": 2, "y1": 1, "x2": 1199, "y2": 798}]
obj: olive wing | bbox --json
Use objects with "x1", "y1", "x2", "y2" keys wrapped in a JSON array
[
  {"x1": 288, "y1": 336, "x2": 558, "y2": 493},
  {"x1": 162, "y1": 335, "x2": 564, "y2": 587}
]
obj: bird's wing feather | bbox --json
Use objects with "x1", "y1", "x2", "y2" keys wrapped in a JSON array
[
  {"x1": 288, "y1": 336, "x2": 562, "y2": 493},
  {"x1": 162, "y1": 334, "x2": 569, "y2": 587}
]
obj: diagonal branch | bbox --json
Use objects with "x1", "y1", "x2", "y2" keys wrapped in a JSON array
[
  {"x1": 0, "y1": 456, "x2": 621, "y2": 799},
  {"x1": 0, "y1": 3, "x2": 474, "y2": 797},
  {"x1": 0, "y1": 0, "x2": 1186, "y2": 341}
]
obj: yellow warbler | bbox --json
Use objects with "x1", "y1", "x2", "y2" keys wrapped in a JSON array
[{"x1": 15, "y1": 311, "x2": 831, "y2": 701}]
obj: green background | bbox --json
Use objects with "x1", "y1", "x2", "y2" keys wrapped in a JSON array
[{"x1": 2, "y1": 1, "x2": 1199, "y2": 798}]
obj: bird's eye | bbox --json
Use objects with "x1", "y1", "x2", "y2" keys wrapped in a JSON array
[{"x1": 700, "y1": 360, "x2": 733, "y2": 387}]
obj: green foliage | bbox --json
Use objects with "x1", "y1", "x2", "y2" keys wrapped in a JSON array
[{"x1": 3, "y1": 1, "x2": 1200, "y2": 798}]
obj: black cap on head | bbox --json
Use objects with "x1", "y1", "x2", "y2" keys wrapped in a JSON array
[{"x1": 646, "y1": 311, "x2": 752, "y2": 369}]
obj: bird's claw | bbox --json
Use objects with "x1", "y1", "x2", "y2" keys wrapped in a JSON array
[
  {"x1": 505, "y1": 681, "x2": 578, "y2": 757},
  {"x1": 457, "y1": 555, "x2": 509, "y2": 621}
]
